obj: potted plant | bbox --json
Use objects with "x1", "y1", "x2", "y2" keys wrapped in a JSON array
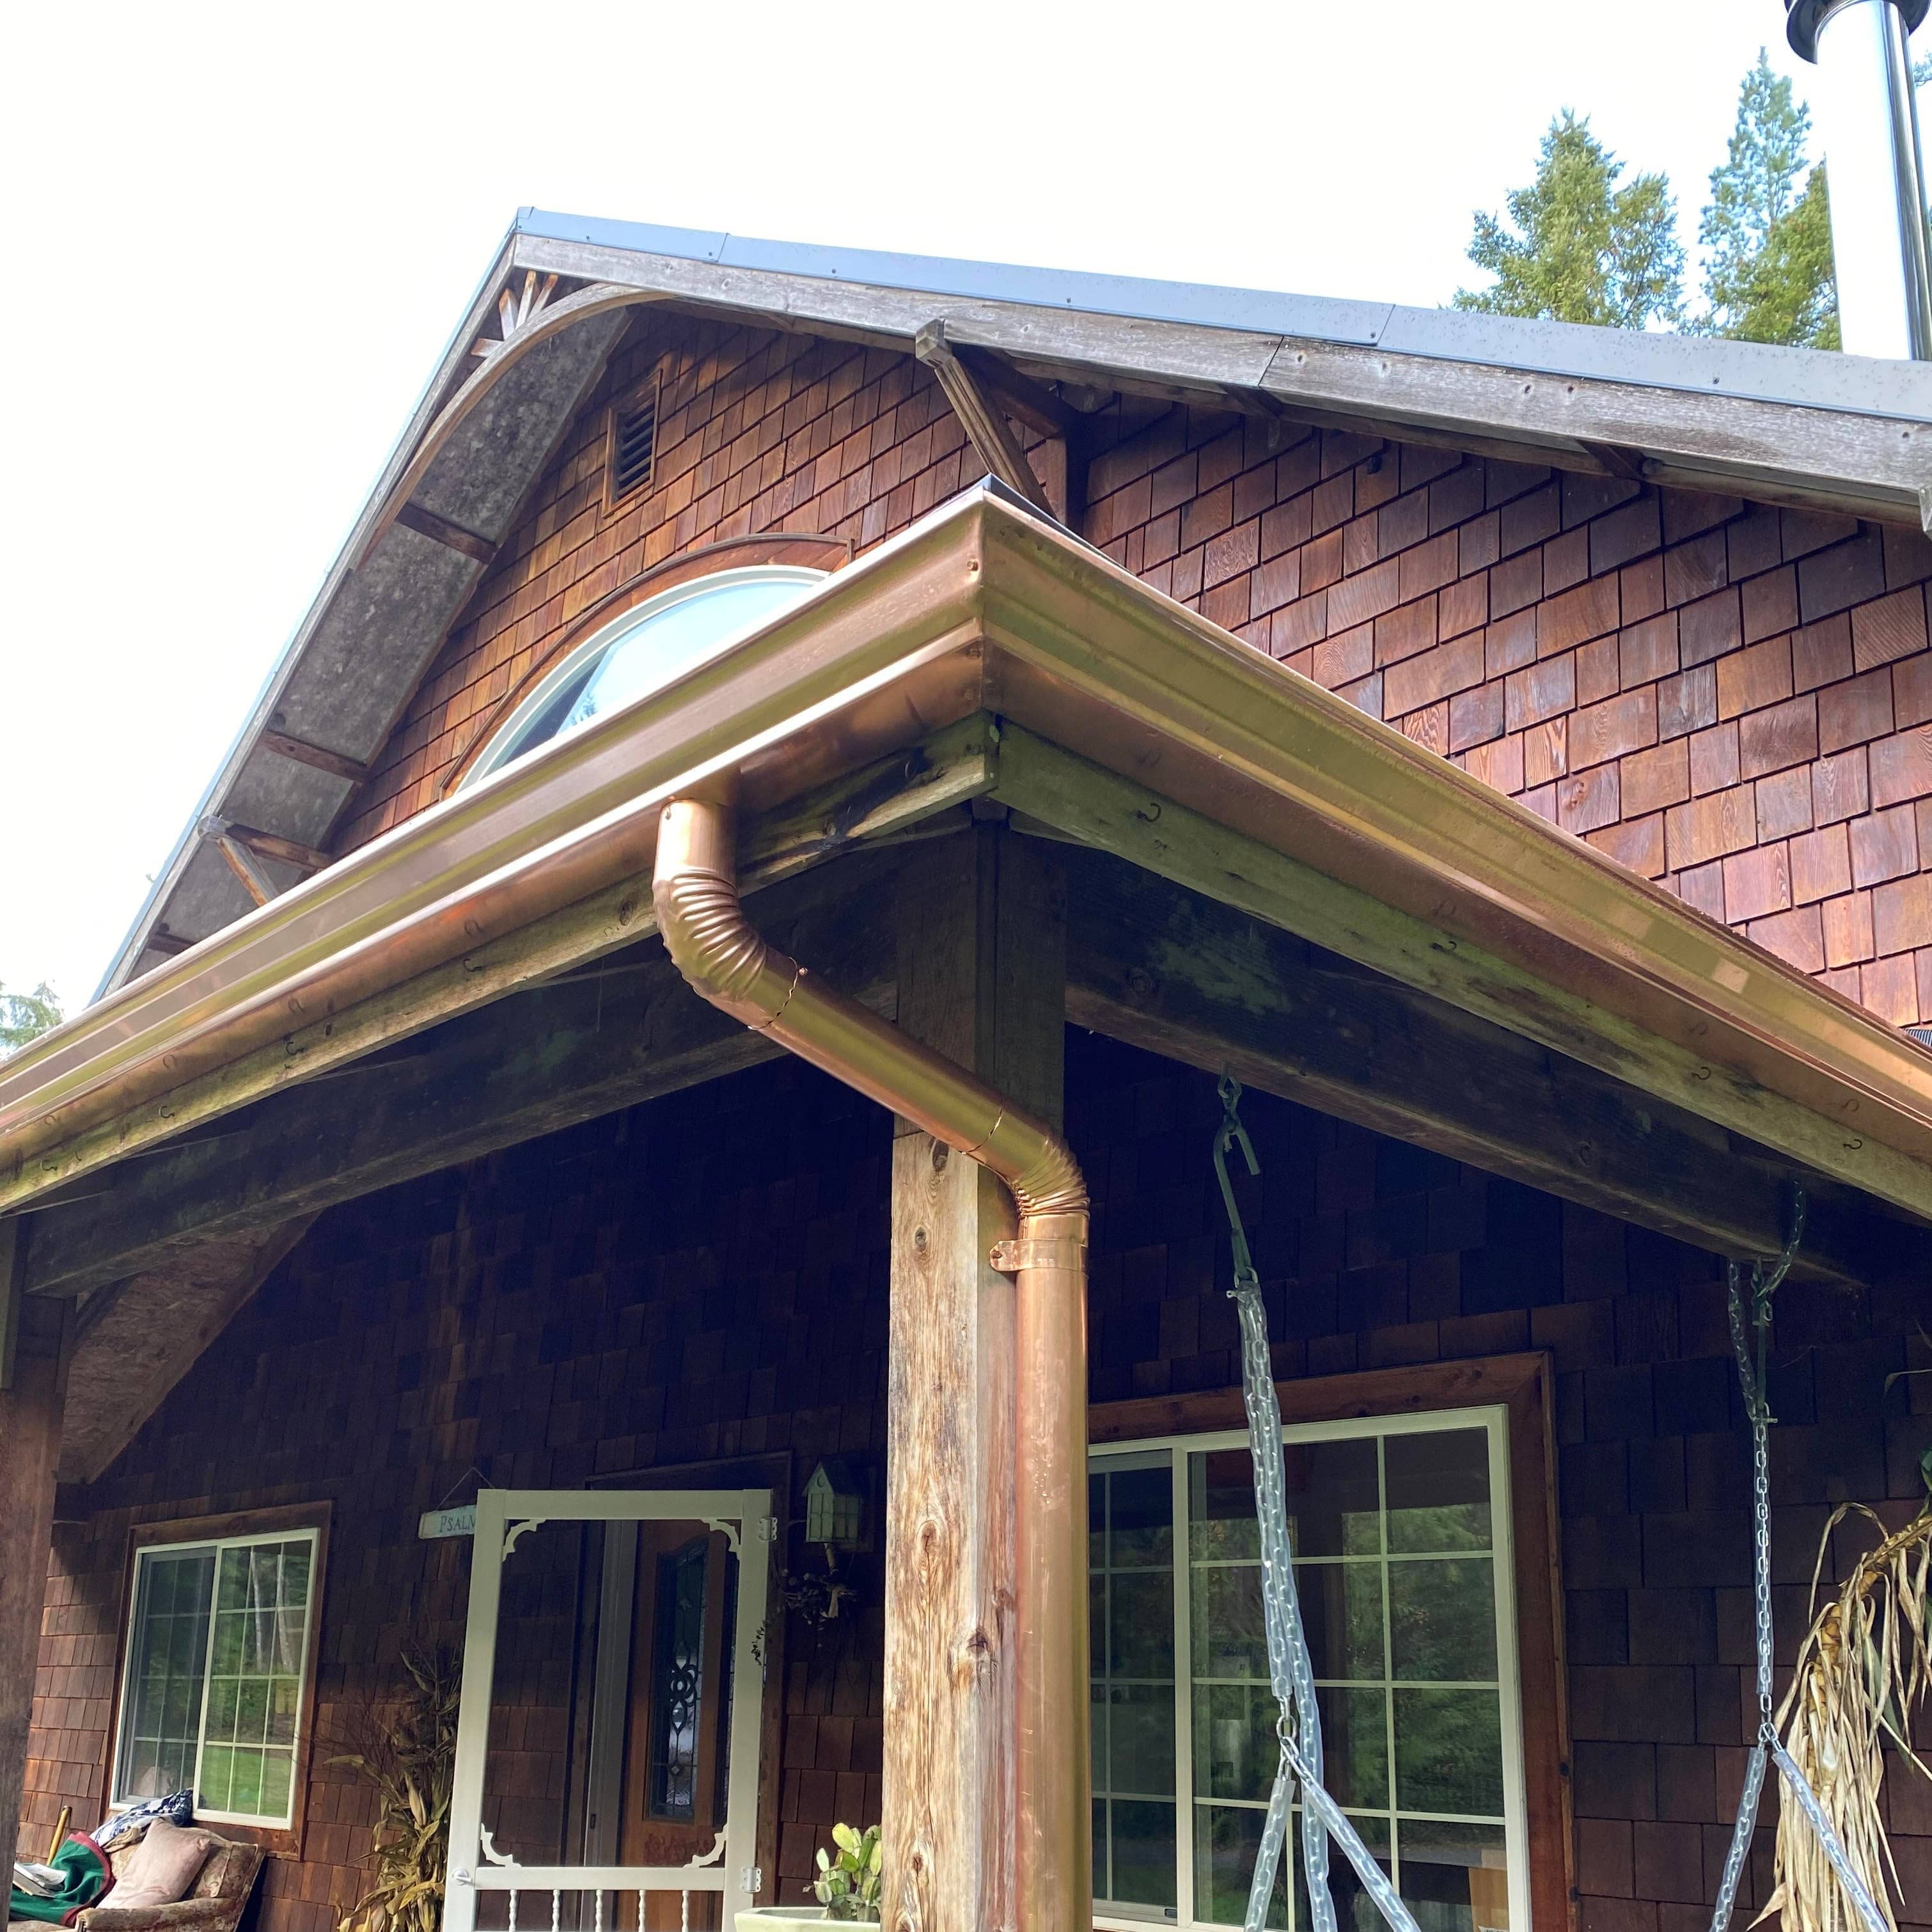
[{"x1": 735, "y1": 1823, "x2": 881, "y2": 1928}]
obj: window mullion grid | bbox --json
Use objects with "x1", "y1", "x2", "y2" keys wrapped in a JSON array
[
  {"x1": 1170, "y1": 1450, "x2": 1195, "y2": 1929},
  {"x1": 190, "y1": 1544, "x2": 223, "y2": 1818},
  {"x1": 1487, "y1": 1414, "x2": 1532, "y2": 1932},
  {"x1": 1378, "y1": 1432, "x2": 1400, "y2": 1903}
]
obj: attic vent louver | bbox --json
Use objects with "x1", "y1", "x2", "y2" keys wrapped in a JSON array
[{"x1": 609, "y1": 383, "x2": 657, "y2": 503}]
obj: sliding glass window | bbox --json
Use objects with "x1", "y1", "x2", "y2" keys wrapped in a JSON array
[{"x1": 1090, "y1": 1408, "x2": 1527, "y2": 1932}]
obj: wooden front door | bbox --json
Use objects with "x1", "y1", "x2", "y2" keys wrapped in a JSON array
[{"x1": 614, "y1": 1526, "x2": 737, "y2": 1928}]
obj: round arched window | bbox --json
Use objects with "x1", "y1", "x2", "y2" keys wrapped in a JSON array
[{"x1": 461, "y1": 564, "x2": 826, "y2": 787}]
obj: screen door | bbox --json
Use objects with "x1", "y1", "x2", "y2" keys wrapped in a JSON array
[{"x1": 444, "y1": 1489, "x2": 772, "y2": 1932}]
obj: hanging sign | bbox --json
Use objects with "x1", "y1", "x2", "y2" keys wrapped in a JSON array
[{"x1": 418, "y1": 1504, "x2": 477, "y2": 1541}]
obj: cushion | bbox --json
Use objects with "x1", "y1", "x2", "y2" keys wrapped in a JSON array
[{"x1": 104, "y1": 1823, "x2": 216, "y2": 1911}]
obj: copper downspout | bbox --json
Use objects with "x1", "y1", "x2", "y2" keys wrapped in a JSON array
[{"x1": 651, "y1": 796, "x2": 1091, "y2": 1932}]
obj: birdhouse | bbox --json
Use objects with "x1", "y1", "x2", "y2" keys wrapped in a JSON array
[{"x1": 803, "y1": 1458, "x2": 866, "y2": 1550}]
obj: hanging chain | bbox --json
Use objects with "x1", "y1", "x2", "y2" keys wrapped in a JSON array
[
  {"x1": 1215, "y1": 1075, "x2": 1422, "y2": 1932},
  {"x1": 1708, "y1": 1191, "x2": 1887, "y2": 1932},
  {"x1": 507, "y1": 1893, "x2": 517, "y2": 1932}
]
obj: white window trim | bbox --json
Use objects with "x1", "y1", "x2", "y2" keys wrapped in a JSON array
[
  {"x1": 109, "y1": 1525, "x2": 322, "y2": 1830},
  {"x1": 1089, "y1": 1403, "x2": 1530, "y2": 1932},
  {"x1": 461, "y1": 565, "x2": 828, "y2": 790}
]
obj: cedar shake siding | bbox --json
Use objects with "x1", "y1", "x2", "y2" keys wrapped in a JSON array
[
  {"x1": 334, "y1": 313, "x2": 1932, "y2": 1033},
  {"x1": 27, "y1": 1035, "x2": 1932, "y2": 1932}
]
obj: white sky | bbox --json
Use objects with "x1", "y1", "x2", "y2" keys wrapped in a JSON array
[{"x1": 0, "y1": 0, "x2": 1902, "y2": 1012}]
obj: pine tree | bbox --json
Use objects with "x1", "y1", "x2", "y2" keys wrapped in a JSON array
[
  {"x1": 1697, "y1": 50, "x2": 1839, "y2": 347},
  {"x1": 0, "y1": 980, "x2": 63, "y2": 1055},
  {"x1": 1454, "y1": 111, "x2": 1685, "y2": 330}
]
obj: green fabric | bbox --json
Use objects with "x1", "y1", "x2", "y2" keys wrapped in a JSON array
[{"x1": 10, "y1": 1835, "x2": 111, "y2": 1925}]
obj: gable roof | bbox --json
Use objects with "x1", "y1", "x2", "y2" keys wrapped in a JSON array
[{"x1": 97, "y1": 210, "x2": 1932, "y2": 1000}]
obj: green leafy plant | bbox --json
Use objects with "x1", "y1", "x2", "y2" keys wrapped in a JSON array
[
  {"x1": 1454, "y1": 111, "x2": 1685, "y2": 331},
  {"x1": 0, "y1": 980, "x2": 63, "y2": 1056},
  {"x1": 327, "y1": 1647, "x2": 462, "y2": 1932},
  {"x1": 1695, "y1": 51, "x2": 1838, "y2": 348},
  {"x1": 812, "y1": 1823, "x2": 882, "y2": 1921}
]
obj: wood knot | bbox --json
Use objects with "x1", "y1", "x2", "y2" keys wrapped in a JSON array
[
  {"x1": 965, "y1": 1627, "x2": 991, "y2": 1656},
  {"x1": 914, "y1": 1226, "x2": 929, "y2": 1253},
  {"x1": 931, "y1": 1143, "x2": 949, "y2": 1173}
]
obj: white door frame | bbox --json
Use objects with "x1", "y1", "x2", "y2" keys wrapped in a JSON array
[{"x1": 444, "y1": 1488, "x2": 774, "y2": 1932}]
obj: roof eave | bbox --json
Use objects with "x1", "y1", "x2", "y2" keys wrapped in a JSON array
[{"x1": 9, "y1": 487, "x2": 1932, "y2": 1232}]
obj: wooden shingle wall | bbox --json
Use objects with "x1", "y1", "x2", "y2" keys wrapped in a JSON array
[
  {"x1": 26, "y1": 1062, "x2": 892, "y2": 1925},
  {"x1": 28, "y1": 1033, "x2": 1932, "y2": 1932},
  {"x1": 335, "y1": 315, "x2": 1012, "y2": 850},
  {"x1": 1069, "y1": 1032, "x2": 1932, "y2": 1932},
  {"x1": 1079, "y1": 411, "x2": 1932, "y2": 1022},
  {"x1": 339, "y1": 320, "x2": 1932, "y2": 1027}
]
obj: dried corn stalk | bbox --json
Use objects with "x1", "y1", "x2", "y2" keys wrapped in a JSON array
[
  {"x1": 328, "y1": 1647, "x2": 462, "y2": 1932},
  {"x1": 1765, "y1": 1504, "x2": 1932, "y2": 1932}
]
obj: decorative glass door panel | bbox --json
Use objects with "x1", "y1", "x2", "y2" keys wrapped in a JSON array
[{"x1": 444, "y1": 1491, "x2": 771, "y2": 1932}]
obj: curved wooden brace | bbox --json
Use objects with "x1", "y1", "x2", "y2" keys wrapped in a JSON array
[{"x1": 354, "y1": 279, "x2": 670, "y2": 569}]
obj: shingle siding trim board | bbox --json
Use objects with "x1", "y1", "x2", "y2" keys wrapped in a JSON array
[
  {"x1": 26, "y1": 1039, "x2": 1932, "y2": 1928},
  {"x1": 343, "y1": 315, "x2": 1932, "y2": 1029}
]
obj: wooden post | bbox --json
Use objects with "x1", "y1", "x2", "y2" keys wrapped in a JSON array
[
  {"x1": 0, "y1": 1223, "x2": 72, "y2": 1858},
  {"x1": 883, "y1": 823, "x2": 1067, "y2": 1932}
]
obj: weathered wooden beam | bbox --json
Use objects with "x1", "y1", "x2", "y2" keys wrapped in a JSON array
[
  {"x1": 915, "y1": 320, "x2": 1053, "y2": 512},
  {"x1": 3, "y1": 713, "x2": 998, "y2": 1220},
  {"x1": 214, "y1": 832, "x2": 277, "y2": 907},
  {"x1": 0, "y1": 1218, "x2": 20, "y2": 1390},
  {"x1": 515, "y1": 230, "x2": 1928, "y2": 524},
  {"x1": 0, "y1": 1281, "x2": 68, "y2": 1858},
  {"x1": 258, "y1": 728, "x2": 369, "y2": 785},
  {"x1": 1061, "y1": 849, "x2": 1901, "y2": 1284},
  {"x1": 395, "y1": 499, "x2": 499, "y2": 566},
  {"x1": 1578, "y1": 439, "x2": 1648, "y2": 482},
  {"x1": 883, "y1": 824, "x2": 1069, "y2": 1932},
  {"x1": 221, "y1": 821, "x2": 333, "y2": 876},
  {"x1": 991, "y1": 721, "x2": 1932, "y2": 1228},
  {"x1": 949, "y1": 343, "x2": 1074, "y2": 438},
  {"x1": 18, "y1": 863, "x2": 900, "y2": 1300}
]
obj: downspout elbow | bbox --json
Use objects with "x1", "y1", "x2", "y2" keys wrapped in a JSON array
[{"x1": 651, "y1": 796, "x2": 1088, "y2": 1230}]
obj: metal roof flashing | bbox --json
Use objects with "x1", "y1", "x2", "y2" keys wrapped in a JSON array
[{"x1": 513, "y1": 207, "x2": 1932, "y2": 421}]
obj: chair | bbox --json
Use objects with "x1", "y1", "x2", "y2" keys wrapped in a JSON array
[{"x1": 74, "y1": 1834, "x2": 264, "y2": 1932}]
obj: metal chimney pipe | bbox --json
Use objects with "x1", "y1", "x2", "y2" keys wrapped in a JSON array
[{"x1": 1786, "y1": 0, "x2": 1932, "y2": 359}]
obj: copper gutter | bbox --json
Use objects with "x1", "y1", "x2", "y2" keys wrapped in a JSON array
[{"x1": 650, "y1": 795, "x2": 1091, "y2": 1932}]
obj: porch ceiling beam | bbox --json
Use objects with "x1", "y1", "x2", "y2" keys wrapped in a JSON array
[
  {"x1": 36, "y1": 826, "x2": 1905, "y2": 1303},
  {"x1": 986, "y1": 719, "x2": 1932, "y2": 1229},
  {"x1": 1061, "y1": 848, "x2": 1905, "y2": 1285},
  {"x1": 17, "y1": 862, "x2": 900, "y2": 1301},
  {"x1": 4, "y1": 713, "x2": 997, "y2": 1223}
]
